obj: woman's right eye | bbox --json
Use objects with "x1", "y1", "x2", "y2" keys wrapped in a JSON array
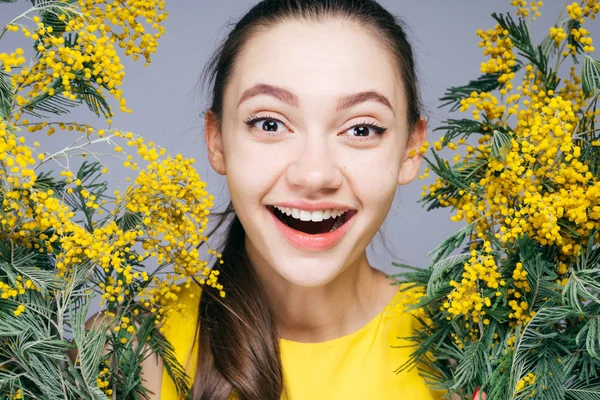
[{"x1": 244, "y1": 114, "x2": 287, "y2": 136}]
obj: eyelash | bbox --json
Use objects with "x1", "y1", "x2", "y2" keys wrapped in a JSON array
[{"x1": 243, "y1": 113, "x2": 387, "y2": 140}]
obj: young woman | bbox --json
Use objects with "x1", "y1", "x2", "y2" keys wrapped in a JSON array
[{"x1": 87, "y1": 1, "x2": 487, "y2": 399}]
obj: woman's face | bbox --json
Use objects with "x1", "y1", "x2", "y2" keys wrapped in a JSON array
[{"x1": 205, "y1": 19, "x2": 426, "y2": 288}]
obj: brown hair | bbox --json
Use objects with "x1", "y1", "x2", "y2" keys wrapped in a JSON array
[{"x1": 193, "y1": 1, "x2": 424, "y2": 398}]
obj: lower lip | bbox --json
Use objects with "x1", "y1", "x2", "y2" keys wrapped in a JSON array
[{"x1": 268, "y1": 208, "x2": 356, "y2": 251}]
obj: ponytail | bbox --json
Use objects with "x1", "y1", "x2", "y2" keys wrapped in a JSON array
[{"x1": 192, "y1": 201, "x2": 284, "y2": 399}]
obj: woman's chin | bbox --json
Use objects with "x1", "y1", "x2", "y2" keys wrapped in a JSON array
[{"x1": 274, "y1": 260, "x2": 345, "y2": 288}]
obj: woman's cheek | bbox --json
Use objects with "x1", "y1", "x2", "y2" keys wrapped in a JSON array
[
  {"x1": 226, "y1": 146, "x2": 287, "y2": 203},
  {"x1": 341, "y1": 151, "x2": 399, "y2": 200}
]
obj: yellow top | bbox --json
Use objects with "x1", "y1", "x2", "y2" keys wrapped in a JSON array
[{"x1": 160, "y1": 282, "x2": 446, "y2": 400}]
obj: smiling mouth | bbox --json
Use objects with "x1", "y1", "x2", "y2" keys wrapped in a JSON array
[{"x1": 266, "y1": 206, "x2": 357, "y2": 235}]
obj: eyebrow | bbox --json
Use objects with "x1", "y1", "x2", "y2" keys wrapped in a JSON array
[{"x1": 237, "y1": 83, "x2": 393, "y2": 113}]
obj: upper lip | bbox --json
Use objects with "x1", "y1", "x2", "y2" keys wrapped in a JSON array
[{"x1": 268, "y1": 201, "x2": 356, "y2": 212}]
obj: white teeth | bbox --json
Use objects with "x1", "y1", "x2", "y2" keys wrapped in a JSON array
[
  {"x1": 299, "y1": 210, "x2": 312, "y2": 221},
  {"x1": 311, "y1": 210, "x2": 324, "y2": 222},
  {"x1": 273, "y1": 206, "x2": 348, "y2": 222}
]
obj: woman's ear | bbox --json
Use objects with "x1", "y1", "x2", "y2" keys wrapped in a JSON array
[
  {"x1": 397, "y1": 115, "x2": 427, "y2": 186},
  {"x1": 204, "y1": 109, "x2": 227, "y2": 175}
]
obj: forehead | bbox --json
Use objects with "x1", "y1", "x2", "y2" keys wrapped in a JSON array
[{"x1": 225, "y1": 19, "x2": 405, "y2": 113}]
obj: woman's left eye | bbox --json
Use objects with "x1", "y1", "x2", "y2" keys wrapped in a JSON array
[{"x1": 343, "y1": 121, "x2": 387, "y2": 140}]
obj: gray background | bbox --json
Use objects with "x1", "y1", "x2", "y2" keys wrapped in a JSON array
[{"x1": 1, "y1": 1, "x2": 598, "y2": 278}]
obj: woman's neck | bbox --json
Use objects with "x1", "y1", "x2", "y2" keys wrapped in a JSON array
[{"x1": 245, "y1": 240, "x2": 399, "y2": 343}]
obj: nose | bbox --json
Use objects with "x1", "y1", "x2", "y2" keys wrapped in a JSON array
[{"x1": 285, "y1": 133, "x2": 343, "y2": 194}]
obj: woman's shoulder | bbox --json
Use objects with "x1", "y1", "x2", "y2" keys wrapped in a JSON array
[
  {"x1": 383, "y1": 281, "x2": 449, "y2": 400},
  {"x1": 158, "y1": 281, "x2": 203, "y2": 399},
  {"x1": 382, "y1": 281, "x2": 432, "y2": 335},
  {"x1": 170, "y1": 280, "x2": 203, "y2": 303},
  {"x1": 172, "y1": 280, "x2": 203, "y2": 305},
  {"x1": 160, "y1": 280, "x2": 203, "y2": 334}
]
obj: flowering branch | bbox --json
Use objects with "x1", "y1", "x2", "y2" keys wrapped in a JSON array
[{"x1": 392, "y1": 2, "x2": 600, "y2": 399}]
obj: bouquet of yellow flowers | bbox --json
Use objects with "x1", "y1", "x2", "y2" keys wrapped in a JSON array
[
  {"x1": 393, "y1": 1, "x2": 600, "y2": 400},
  {"x1": 0, "y1": 1, "x2": 221, "y2": 398}
]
